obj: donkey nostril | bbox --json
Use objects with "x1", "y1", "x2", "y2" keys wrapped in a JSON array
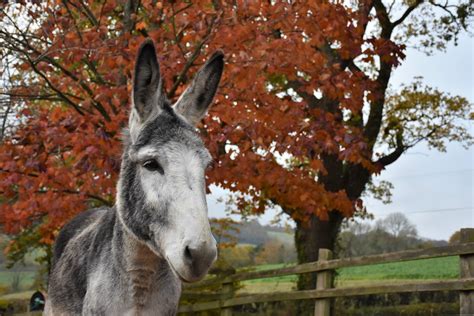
[{"x1": 184, "y1": 246, "x2": 193, "y2": 262}]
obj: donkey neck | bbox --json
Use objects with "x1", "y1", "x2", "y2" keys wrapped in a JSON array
[
  {"x1": 113, "y1": 215, "x2": 175, "y2": 312},
  {"x1": 117, "y1": 219, "x2": 160, "y2": 273}
]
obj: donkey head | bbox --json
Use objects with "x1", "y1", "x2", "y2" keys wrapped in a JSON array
[{"x1": 117, "y1": 39, "x2": 223, "y2": 282}]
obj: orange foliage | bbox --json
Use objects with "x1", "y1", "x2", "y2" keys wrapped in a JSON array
[{"x1": 0, "y1": 1, "x2": 470, "y2": 255}]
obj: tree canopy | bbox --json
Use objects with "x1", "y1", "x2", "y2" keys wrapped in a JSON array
[{"x1": 0, "y1": 1, "x2": 472, "y2": 279}]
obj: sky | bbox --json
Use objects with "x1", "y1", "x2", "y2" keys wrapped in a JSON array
[
  {"x1": 206, "y1": 33, "x2": 473, "y2": 241},
  {"x1": 366, "y1": 33, "x2": 473, "y2": 241}
]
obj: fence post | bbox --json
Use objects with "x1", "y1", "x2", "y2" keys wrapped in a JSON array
[
  {"x1": 314, "y1": 248, "x2": 333, "y2": 316},
  {"x1": 220, "y1": 281, "x2": 234, "y2": 316},
  {"x1": 460, "y1": 228, "x2": 474, "y2": 315}
]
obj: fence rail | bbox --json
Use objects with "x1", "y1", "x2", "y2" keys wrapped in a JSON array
[
  {"x1": 178, "y1": 228, "x2": 474, "y2": 315},
  {"x1": 184, "y1": 242, "x2": 474, "y2": 289}
]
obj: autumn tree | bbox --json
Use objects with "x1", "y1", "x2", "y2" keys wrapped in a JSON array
[{"x1": 0, "y1": 1, "x2": 472, "y2": 305}]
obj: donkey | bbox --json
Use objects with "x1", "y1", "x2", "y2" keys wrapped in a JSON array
[{"x1": 45, "y1": 39, "x2": 223, "y2": 315}]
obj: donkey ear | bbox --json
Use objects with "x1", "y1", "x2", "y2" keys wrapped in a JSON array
[
  {"x1": 132, "y1": 39, "x2": 163, "y2": 123},
  {"x1": 174, "y1": 51, "x2": 224, "y2": 126}
]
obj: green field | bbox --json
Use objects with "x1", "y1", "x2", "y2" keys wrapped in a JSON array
[
  {"x1": 239, "y1": 256, "x2": 460, "y2": 293},
  {"x1": 0, "y1": 256, "x2": 460, "y2": 296},
  {"x1": 337, "y1": 256, "x2": 459, "y2": 281}
]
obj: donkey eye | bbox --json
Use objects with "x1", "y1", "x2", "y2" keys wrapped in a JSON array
[{"x1": 142, "y1": 159, "x2": 164, "y2": 174}]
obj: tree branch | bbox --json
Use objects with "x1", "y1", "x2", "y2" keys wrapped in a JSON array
[
  {"x1": 0, "y1": 14, "x2": 111, "y2": 119},
  {"x1": 373, "y1": 0, "x2": 394, "y2": 36},
  {"x1": 123, "y1": 0, "x2": 139, "y2": 34},
  {"x1": 1, "y1": 102, "x2": 12, "y2": 142},
  {"x1": 429, "y1": 0, "x2": 463, "y2": 29},
  {"x1": 64, "y1": 0, "x2": 99, "y2": 27},
  {"x1": 392, "y1": 0, "x2": 423, "y2": 28},
  {"x1": 167, "y1": 17, "x2": 217, "y2": 99},
  {"x1": 376, "y1": 131, "x2": 407, "y2": 167},
  {"x1": 26, "y1": 56, "x2": 87, "y2": 116},
  {"x1": 0, "y1": 168, "x2": 113, "y2": 206},
  {"x1": 61, "y1": 189, "x2": 113, "y2": 207},
  {"x1": 376, "y1": 146, "x2": 404, "y2": 167}
]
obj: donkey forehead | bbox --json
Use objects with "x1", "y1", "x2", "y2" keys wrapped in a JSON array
[
  {"x1": 132, "y1": 110, "x2": 211, "y2": 164},
  {"x1": 136, "y1": 140, "x2": 211, "y2": 162}
]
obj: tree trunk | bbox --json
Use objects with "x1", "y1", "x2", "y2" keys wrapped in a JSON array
[
  {"x1": 295, "y1": 211, "x2": 343, "y2": 315},
  {"x1": 293, "y1": 160, "x2": 370, "y2": 315}
]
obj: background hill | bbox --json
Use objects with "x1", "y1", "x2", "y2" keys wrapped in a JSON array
[{"x1": 212, "y1": 213, "x2": 451, "y2": 270}]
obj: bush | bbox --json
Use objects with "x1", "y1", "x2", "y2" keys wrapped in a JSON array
[
  {"x1": 0, "y1": 298, "x2": 28, "y2": 315},
  {"x1": 254, "y1": 240, "x2": 296, "y2": 265},
  {"x1": 219, "y1": 244, "x2": 255, "y2": 268},
  {"x1": 334, "y1": 302, "x2": 459, "y2": 316},
  {"x1": 335, "y1": 291, "x2": 457, "y2": 309}
]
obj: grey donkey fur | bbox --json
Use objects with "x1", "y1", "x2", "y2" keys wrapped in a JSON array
[{"x1": 45, "y1": 39, "x2": 224, "y2": 315}]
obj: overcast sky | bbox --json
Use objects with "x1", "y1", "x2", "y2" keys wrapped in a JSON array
[
  {"x1": 366, "y1": 33, "x2": 473, "y2": 241},
  {"x1": 207, "y1": 33, "x2": 473, "y2": 241}
]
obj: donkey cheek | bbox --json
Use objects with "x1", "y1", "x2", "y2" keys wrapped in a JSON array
[{"x1": 140, "y1": 174, "x2": 164, "y2": 207}]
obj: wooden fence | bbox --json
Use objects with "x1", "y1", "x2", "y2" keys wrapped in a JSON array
[{"x1": 178, "y1": 228, "x2": 474, "y2": 315}]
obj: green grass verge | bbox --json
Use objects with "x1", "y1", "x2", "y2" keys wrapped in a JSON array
[
  {"x1": 240, "y1": 263, "x2": 297, "y2": 285},
  {"x1": 0, "y1": 291, "x2": 34, "y2": 300},
  {"x1": 336, "y1": 256, "x2": 459, "y2": 281},
  {"x1": 238, "y1": 256, "x2": 460, "y2": 293},
  {"x1": 334, "y1": 302, "x2": 459, "y2": 316}
]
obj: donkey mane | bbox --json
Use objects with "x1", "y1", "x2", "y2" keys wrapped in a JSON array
[{"x1": 45, "y1": 39, "x2": 223, "y2": 316}]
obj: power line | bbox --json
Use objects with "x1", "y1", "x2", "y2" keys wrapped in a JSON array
[
  {"x1": 374, "y1": 207, "x2": 473, "y2": 216},
  {"x1": 381, "y1": 168, "x2": 473, "y2": 180},
  {"x1": 407, "y1": 207, "x2": 473, "y2": 214}
]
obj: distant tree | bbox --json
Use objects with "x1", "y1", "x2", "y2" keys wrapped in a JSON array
[
  {"x1": 210, "y1": 218, "x2": 240, "y2": 249},
  {"x1": 234, "y1": 220, "x2": 269, "y2": 246},
  {"x1": 348, "y1": 221, "x2": 373, "y2": 236},
  {"x1": 376, "y1": 212, "x2": 417, "y2": 238},
  {"x1": 254, "y1": 239, "x2": 296, "y2": 265},
  {"x1": 339, "y1": 214, "x2": 423, "y2": 257},
  {"x1": 218, "y1": 244, "x2": 255, "y2": 268},
  {"x1": 449, "y1": 230, "x2": 461, "y2": 244}
]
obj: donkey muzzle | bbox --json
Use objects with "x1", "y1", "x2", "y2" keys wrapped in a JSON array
[{"x1": 182, "y1": 239, "x2": 217, "y2": 282}]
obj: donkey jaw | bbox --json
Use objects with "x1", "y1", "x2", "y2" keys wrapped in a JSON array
[
  {"x1": 165, "y1": 254, "x2": 214, "y2": 283},
  {"x1": 165, "y1": 256, "x2": 196, "y2": 283}
]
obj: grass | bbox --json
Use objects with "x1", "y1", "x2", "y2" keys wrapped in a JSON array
[
  {"x1": 0, "y1": 290, "x2": 34, "y2": 300},
  {"x1": 238, "y1": 256, "x2": 460, "y2": 293},
  {"x1": 241, "y1": 263, "x2": 297, "y2": 281},
  {"x1": 0, "y1": 255, "x2": 460, "y2": 296},
  {"x1": 336, "y1": 256, "x2": 459, "y2": 281}
]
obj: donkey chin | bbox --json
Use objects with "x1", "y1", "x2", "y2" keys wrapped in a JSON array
[{"x1": 159, "y1": 234, "x2": 218, "y2": 283}]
